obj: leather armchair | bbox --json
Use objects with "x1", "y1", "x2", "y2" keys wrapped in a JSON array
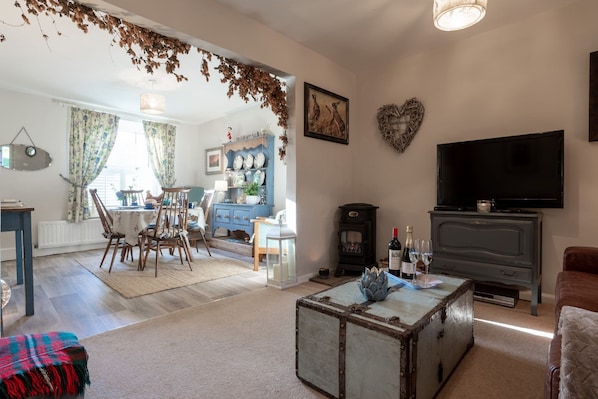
[{"x1": 546, "y1": 246, "x2": 598, "y2": 398}]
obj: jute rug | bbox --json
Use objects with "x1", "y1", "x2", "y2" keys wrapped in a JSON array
[{"x1": 75, "y1": 249, "x2": 253, "y2": 298}]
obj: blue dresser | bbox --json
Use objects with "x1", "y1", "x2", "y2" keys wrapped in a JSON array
[
  {"x1": 212, "y1": 203, "x2": 272, "y2": 237},
  {"x1": 213, "y1": 134, "x2": 275, "y2": 238}
]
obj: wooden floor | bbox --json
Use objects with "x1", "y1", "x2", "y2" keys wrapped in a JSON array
[{"x1": 0, "y1": 246, "x2": 268, "y2": 338}]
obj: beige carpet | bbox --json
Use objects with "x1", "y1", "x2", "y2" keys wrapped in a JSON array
[
  {"x1": 75, "y1": 249, "x2": 253, "y2": 298},
  {"x1": 80, "y1": 282, "x2": 555, "y2": 399}
]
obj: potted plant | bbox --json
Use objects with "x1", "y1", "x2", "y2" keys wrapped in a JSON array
[{"x1": 244, "y1": 182, "x2": 260, "y2": 205}]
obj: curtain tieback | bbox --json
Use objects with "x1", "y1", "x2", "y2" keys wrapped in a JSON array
[{"x1": 59, "y1": 174, "x2": 87, "y2": 188}]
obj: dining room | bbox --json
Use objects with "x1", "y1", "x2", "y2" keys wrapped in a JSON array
[
  {"x1": 0, "y1": 0, "x2": 289, "y2": 268},
  {"x1": 0, "y1": 88, "x2": 286, "y2": 253},
  {"x1": 0, "y1": 68, "x2": 291, "y2": 339}
]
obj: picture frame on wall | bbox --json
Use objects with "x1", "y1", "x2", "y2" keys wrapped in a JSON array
[
  {"x1": 304, "y1": 82, "x2": 349, "y2": 145},
  {"x1": 205, "y1": 146, "x2": 224, "y2": 175}
]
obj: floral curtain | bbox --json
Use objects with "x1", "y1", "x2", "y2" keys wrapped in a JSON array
[
  {"x1": 143, "y1": 121, "x2": 176, "y2": 188},
  {"x1": 65, "y1": 107, "x2": 119, "y2": 222}
]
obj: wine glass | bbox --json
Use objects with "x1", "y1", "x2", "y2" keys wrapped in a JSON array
[
  {"x1": 420, "y1": 240, "x2": 433, "y2": 285},
  {"x1": 408, "y1": 239, "x2": 421, "y2": 281}
]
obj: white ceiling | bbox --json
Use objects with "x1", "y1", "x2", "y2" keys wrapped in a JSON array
[{"x1": 0, "y1": 0, "x2": 580, "y2": 125}]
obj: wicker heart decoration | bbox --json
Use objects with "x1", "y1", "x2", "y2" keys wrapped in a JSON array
[{"x1": 376, "y1": 98, "x2": 425, "y2": 153}]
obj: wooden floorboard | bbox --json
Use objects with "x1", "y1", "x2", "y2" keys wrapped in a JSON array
[{"x1": 0, "y1": 247, "x2": 269, "y2": 338}]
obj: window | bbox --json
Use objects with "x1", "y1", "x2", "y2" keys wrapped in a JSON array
[{"x1": 88, "y1": 119, "x2": 161, "y2": 215}]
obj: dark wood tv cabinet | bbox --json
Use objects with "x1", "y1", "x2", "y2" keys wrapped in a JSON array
[{"x1": 430, "y1": 210, "x2": 542, "y2": 315}]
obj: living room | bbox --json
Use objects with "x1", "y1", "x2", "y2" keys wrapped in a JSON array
[
  {"x1": 1, "y1": 1, "x2": 598, "y2": 397},
  {"x1": 2, "y1": 0, "x2": 597, "y2": 300}
]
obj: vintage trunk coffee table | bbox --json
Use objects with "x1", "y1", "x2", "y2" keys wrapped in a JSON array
[{"x1": 296, "y1": 274, "x2": 474, "y2": 399}]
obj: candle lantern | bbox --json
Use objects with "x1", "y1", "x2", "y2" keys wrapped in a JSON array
[{"x1": 266, "y1": 221, "x2": 297, "y2": 289}]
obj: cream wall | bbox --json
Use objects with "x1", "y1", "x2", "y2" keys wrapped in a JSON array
[{"x1": 355, "y1": 0, "x2": 598, "y2": 298}]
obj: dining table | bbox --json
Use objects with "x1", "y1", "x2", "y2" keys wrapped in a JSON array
[
  {"x1": 109, "y1": 206, "x2": 159, "y2": 270},
  {"x1": 109, "y1": 206, "x2": 205, "y2": 268}
]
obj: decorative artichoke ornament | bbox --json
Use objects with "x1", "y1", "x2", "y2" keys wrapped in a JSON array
[{"x1": 358, "y1": 266, "x2": 390, "y2": 301}]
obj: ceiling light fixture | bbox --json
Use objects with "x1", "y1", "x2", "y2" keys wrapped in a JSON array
[
  {"x1": 433, "y1": 0, "x2": 488, "y2": 31},
  {"x1": 140, "y1": 80, "x2": 165, "y2": 115},
  {"x1": 140, "y1": 92, "x2": 165, "y2": 115}
]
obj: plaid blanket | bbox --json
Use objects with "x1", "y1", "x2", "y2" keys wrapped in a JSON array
[{"x1": 0, "y1": 332, "x2": 90, "y2": 399}]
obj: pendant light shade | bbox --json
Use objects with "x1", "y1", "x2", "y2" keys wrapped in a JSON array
[
  {"x1": 433, "y1": 0, "x2": 487, "y2": 31},
  {"x1": 140, "y1": 93, "x2": 166, "y2": 115}
]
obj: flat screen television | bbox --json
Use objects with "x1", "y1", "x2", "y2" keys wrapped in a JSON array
[{"x1": 436, "y1": 130, "x2": 564, "y2": 210}]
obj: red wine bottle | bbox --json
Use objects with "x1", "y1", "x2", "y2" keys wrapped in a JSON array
[
  {"x1": 401, "y1": 225, "x2": 415, "y2": 280},
  {"x1": 388, "y1": 227, "x2": 401, "y2": 276}
]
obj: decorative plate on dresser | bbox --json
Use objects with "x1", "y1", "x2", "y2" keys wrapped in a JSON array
[
  {"x1": 244, "y1": 153, "x2": 254, "y2": 169},
  {"x1": 253, "y1": 152, "x2": 266, "y2": 168},
  {"x1": 233, "y1": 155, "x2": 244, "y2": 171},
  {"x1": 233, "y1": 171, "x2": 245, "y2": 187},
  {"x1": 253, "y1": 170, "x2": 265, "y2": 186}
]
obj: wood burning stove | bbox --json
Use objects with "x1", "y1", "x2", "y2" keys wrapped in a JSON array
[{"x1": 336, "y1": 203, "x2": 378, "y2": 276}]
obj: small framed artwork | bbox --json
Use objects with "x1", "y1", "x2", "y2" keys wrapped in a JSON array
[
  {"x1": 205, "y1": 146, "x2": 224, "y2": 175},
  {"x1": 304, "y1": 82, "x2": 349, "y2": 145}
]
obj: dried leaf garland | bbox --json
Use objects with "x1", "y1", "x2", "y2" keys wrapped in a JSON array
[
  {"x1": 278, "y1": 131, "x2": 288, "y2": 160},
  {"x1": 5, "y1": 0, "x2": 289, "y2": 129}
]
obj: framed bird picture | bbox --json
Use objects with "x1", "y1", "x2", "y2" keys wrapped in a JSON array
[{"x1": 304, "y1": 82, "x2": 349, "y2": 145}]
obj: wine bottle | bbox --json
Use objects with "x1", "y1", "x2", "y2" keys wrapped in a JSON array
[
  {"x1": 401, "y1": 225, "x2": 415, "y2": 280},
  {"x1": 388, "y1": 227, "x2": 401, "y2": 276}
]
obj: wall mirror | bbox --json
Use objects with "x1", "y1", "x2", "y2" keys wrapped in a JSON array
[{"x1": 1, "y1": 144, "x2": 53, "y2": 171}]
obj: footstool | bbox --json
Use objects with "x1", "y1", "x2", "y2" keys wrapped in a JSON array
[{"x1": 0, "y1": 331, "x2": 90, "y2": 399}]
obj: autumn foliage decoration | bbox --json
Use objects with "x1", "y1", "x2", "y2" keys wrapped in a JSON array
[{"x1": 6, "y1": 0, "x2": 289, "y2": 130}]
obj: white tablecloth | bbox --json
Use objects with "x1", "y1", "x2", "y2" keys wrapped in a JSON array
[{"x1": 110, "y1": 208, "x2": 159, "y2": 245}]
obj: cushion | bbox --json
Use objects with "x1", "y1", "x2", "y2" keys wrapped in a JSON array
[{"x1": 559, "y1": 306, "x2": 598, "y2": 398}]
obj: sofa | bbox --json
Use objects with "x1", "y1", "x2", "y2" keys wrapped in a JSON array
[{"x1": 546, "y1": 246, "x2": 598, "y2": 398}]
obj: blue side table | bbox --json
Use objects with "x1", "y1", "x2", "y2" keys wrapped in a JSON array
[{"x1": 1, "y1": 207, "x2": 34, "y2": 316}]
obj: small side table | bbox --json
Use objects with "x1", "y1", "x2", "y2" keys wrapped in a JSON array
[
  {"x1": 1, "y1": 207, "x2": 34, "y2": 316},
  {"x1": 0, "y1": 280, "x2": 11, "y2": 335}
]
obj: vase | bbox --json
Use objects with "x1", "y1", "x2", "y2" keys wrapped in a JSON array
[{"x1": 245, "y1": 195, "x2": 260, "y2": 205}]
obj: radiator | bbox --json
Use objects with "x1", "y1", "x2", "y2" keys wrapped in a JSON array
[{"x1": 38, "y1": 219, "x2": 105, "y2": 249}]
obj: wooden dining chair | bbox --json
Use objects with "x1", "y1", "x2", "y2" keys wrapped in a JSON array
[
  {"x1": 120, "y1": 189, "x2": 144, "y2": 206},
  {"x1": 90, "y1": 189, "x2": 134, "y2": 272},
  {"x1": 142, "y1": 187, "x2": 193, "y2": 277},
  {"x1": 187, "y1": 190, "x2": 213, "y2": 256}
]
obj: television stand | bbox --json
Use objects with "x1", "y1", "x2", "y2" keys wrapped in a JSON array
[{"x1": 430, "y1": 210, "x2": 542, "y2": 315}]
